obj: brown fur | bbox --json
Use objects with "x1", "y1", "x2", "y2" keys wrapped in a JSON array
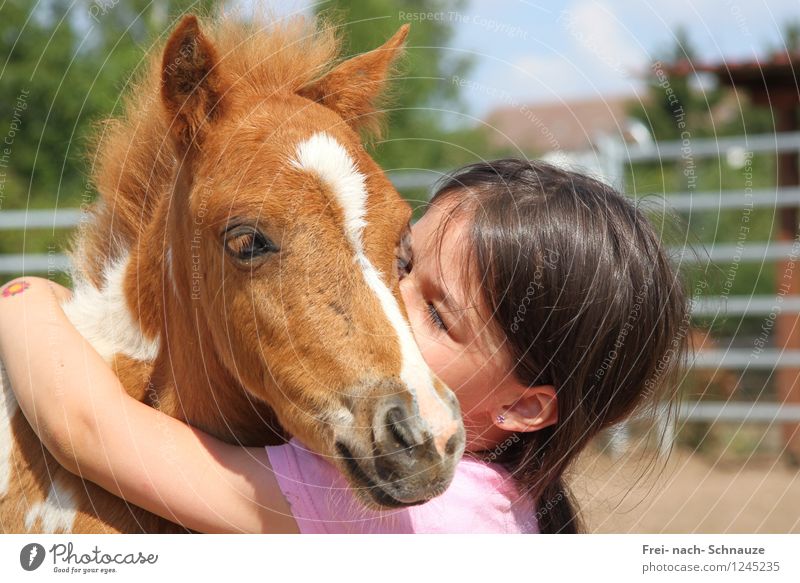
[{"x1": 3, "y1": 13, "x2": 460, "y2": 533}]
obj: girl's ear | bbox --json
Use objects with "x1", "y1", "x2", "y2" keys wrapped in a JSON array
[{"x1": 491, "y1": 385, "x2": 558, "y2": 433}]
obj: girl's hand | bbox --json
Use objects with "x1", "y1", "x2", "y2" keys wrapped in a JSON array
[{"x1": 0, "y1": 277, "x2": 298, "y2": 533}]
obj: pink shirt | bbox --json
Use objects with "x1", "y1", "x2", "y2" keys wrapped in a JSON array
[{"x1": 266, "y1": 439, "x2": 539, "y2": 533}]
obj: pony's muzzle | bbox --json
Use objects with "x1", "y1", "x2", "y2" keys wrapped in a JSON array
[
  {"x1": 369, "y1": 395, "x2": 466, "y2": 503},
  {"x1": 333, "y1": 378, "x2": 465, "y2": 507}
]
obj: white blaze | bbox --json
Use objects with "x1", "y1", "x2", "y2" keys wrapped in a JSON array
[{"x1": 291, "y1": 132, "x2": 451, "y2": 435}]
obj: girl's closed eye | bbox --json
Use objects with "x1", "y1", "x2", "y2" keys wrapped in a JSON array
[{"x1": 426, "y1": 302, "x2": 448, "y2": 332}]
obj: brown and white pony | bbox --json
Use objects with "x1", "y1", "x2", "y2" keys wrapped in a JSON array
[{"x1": 0, "y1": 13, "x2": 464, "y2": 533}]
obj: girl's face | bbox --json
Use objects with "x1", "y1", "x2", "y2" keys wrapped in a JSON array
[{"x1": 399, "y1": 197, "x2": 514, "y2": 451}]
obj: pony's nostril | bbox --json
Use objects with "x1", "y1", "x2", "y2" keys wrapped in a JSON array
[
  {"x1": 385, "y1": 406, "x2": 415, "y2": 452},
  {"x1": 445, "y1": 433, "x2": 459, "y2": 457}
]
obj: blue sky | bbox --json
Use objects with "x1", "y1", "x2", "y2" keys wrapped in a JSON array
[{"x1": 251, "y1": 0, "x2": 800, "y2": 117}]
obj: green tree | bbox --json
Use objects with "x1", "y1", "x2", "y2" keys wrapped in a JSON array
[
  {"x1": 627, "y1": 25, "x2": 716, "y2": 142},
  {"x1": 0, "y1": 0, "x2": 215, "y2": 263}
]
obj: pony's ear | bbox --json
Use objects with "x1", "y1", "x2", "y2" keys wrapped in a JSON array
[
  {"x1": 299, "y1": 24, "x2": 409, "y2": 135},
  {"x1": 160, "y1": 15, "x2": 225, "y2": 151}
]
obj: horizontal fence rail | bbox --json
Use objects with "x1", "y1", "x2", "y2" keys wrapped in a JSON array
[
  {"x1": 0, "y1": 253, "x2": 70, "y2": 274},
  {"x1": 677, "y1": 401, "x2": 800, "y2": 423},
  {"x1": 624, "y1": 131, "x2": 800, "y2": 162},
  {"x1": 652, "y1": 187, "x2": 800, "y2": 211},
  {"x1": 608, "y1": 400, "x2": 800, "y2": 456},
  {"x1": 627, "y1": 400, "x2": 800, "y2": 423},
  {"x1": 385, "y1": 169, "x2": 445, "y2": 191},
  {"x1": 0, "y1": 208, "x2": 83, "y2": 230},
  {"x1": 691, "y1": 295, "x2": 800, "y2": 316},
  {"x1": 670, "y1": 242, "x2": 800, "y2": 262},
  {"x1": 690, "y1": 349, "x2": 800, "y2": 369}
]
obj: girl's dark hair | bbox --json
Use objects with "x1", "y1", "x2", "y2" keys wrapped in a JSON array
[{"x1": 429, "y1": 159, "x2": 691, "y2": 534}]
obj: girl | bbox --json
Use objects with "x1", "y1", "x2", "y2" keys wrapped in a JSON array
[{"x1": 1, "y1": 159, "x2": 690, "y2": 534}]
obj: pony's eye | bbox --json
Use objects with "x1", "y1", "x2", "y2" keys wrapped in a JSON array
[
  {"x1": 224, "y1": 225, "x2": 278, "y2": 265},
  {"x1": 396, "y1": 224, "x2": 413, "y2": 280},
  {"x1": 397, "y1": 252, "x2": 413, "y2": 280}
]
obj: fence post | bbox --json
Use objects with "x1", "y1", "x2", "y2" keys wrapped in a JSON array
[{"x1": 774, "y1": 109, "x2": 800, "y2": 466}]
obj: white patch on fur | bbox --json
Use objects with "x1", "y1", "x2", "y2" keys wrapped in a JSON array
[
  {"x1": 291, "y1": 132, "x2": 451, "y2": 434},
  {"x1": 62, "y1": 255, "x2": 159, "y2": 363},
  {"x1": 0, "y1": 365, "x2": 18, "y2": 497},
  {"x1": 24, "y1": 477, "x2": 77, "y2": 533}
]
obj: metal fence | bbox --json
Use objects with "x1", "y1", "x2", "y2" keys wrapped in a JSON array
[{"x1": 603, "y1": 131, "x2": 800, "y2": 451}]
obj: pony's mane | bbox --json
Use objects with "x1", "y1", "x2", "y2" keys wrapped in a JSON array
[{"x1": 73, "y1": 13, "x2": 344, "y2": 286}]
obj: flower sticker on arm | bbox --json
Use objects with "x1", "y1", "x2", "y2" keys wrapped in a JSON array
[{"x1": 2, "y1": 280, "x2": 30, "y2": 298}]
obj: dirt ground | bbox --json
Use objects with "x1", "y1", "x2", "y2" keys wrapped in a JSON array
[{"x1": 570, "y1": 445, "x2": 800, "y2": 533}]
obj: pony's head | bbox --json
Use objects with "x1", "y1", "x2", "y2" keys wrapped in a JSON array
[{"x1": 152, "y1": 15, "x2": 464, "y2": 507}]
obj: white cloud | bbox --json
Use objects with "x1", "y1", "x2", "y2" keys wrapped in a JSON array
[
  {"x1": 460, "y1": 0, "x2": 798, "y2": 115},
  {"x1": 508, "y1": 54, "x2": 588, "y2": 101},
  {"x1": 559, "y1": 0, "x2": 648, "y2": 78}
]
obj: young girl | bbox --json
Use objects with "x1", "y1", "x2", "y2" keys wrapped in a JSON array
[{"x1": 1, "y1": 159, "x2": 690, "y2": 534}]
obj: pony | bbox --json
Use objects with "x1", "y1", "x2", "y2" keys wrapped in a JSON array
[{"x1": 0, "y1": 13, "x2": 464, "y2": 533}]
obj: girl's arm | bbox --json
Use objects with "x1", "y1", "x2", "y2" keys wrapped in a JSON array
[{"x1": 0, "y1": 277, "x2": 298, "y2": 534}]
